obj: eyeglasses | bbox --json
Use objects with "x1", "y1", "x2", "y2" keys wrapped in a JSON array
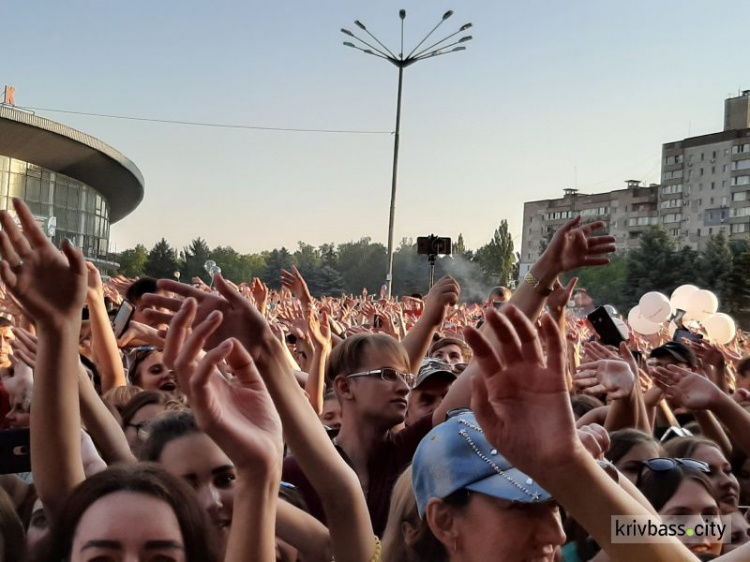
[
  {"x1": 636, "y1": 457, "x2": 709, "y2": 487},
  {"x1": 346, "y1": 368, "x2": 415, "y2": 389}
]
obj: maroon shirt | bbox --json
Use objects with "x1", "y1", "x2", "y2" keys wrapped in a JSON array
[{"x1": 282, "y1": 414, "x2": 433, "y2": 537}]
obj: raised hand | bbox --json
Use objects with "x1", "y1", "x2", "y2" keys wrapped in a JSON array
[
  {"x1": 281, "y1": 266, "x2": 312, "y2": 306},
  {"x1": 547, "y1": 277, "x2": 577, "y2": 320},
  {"x1": 541, "y1": 217, "x2": 616, "y2": 274},
  {"x1": 650, "y1": 365, "x2": 724, "y2": 411},
  {"x1": 306, "y1": 308, "x2": 331, "y2": 354},
  {"x1": 422, "y1": 275, "x2": 461, "y2": 324},
  {"x1": 169, "y1": 298, "x2": 282, "y2": 477},
  {"x1": 84, "y1": 262, "x2": 104, "y2": 304},
  {"x1": 251, "y1": 278, "x2": 269, "y2": 316},
  {"x1": 574, "y1": 359, "x2": 635, "y2": 399},
  {"x1": 577, "y1": 423, "x2": 611, "y2": 459},
  {"x1": 0, "y1": 199, "x2": 87, "y2": 325},
  {"x1": 467, "y1": 305, "x2": 584, "y2": 475},
  {"x1": 141, "y1": 275, "x2": 271, "y2": 360}
]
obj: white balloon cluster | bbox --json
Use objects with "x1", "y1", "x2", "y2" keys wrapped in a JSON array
[{"x1": 627, "y1": 285, "x2": 736, "y2": 344}]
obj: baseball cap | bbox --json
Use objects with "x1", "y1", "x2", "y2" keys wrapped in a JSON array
[
  {"x1": 412, "y1": 410, "x2": 551, "y2": 518},
  {"x1": 650, "y1": 342, "x2": 697, "y2": 368},
  {"x1": 415, "y1": 359, "x2": 457, "y2": 389}
]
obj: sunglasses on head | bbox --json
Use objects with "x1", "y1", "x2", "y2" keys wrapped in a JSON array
[{"x1": 636, "y1": 457, "x2": 710, "y2": 487}]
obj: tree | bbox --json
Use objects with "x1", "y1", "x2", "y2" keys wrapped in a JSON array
[
  {"x1": 145, "y1": 239, "x2": 179, "y2": 280},
  {"x1": 698, "y1": 231, "x2": 733, "y2": 301},
  {"x1": 724, "y1": 248, "x2": 750, "y2": 326},
  {"x1": 476, "y1": 220, "x2": 516, "y2": 286},
  {"x1": 181, "y1": 237, "x2": 211, "y2": 282},
  {"x1": 453, "y1": 234, "x2": 467, "y2": 256},
  {"x1": 115, "y1": 244, "x2": 148, "y2": 278},
  {"x1": 264, "y1": 248, "x2": 293, "y2": 289},
  {"x1": 336, "y1": 238, "x2": 387, "y2": 295}
]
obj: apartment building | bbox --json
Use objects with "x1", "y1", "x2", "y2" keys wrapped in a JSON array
[{"x1": 519, "y1": 92, "x2": 750, "y2": 279}]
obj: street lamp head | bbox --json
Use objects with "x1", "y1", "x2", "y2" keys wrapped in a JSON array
[
  {"x1": 341, "y1": 28, "x2": 354, "y2": 36},
  {"x1": 442, "y1": 10, "x2": 454, "y2": 20},
  {"x1": 364, "y1": 49, "x2": 375, "y2": 55},
  {"x1": 343, "y1": 42, "x2": 356, "y2": 48},
  {"x1": 459, "y1": 35, "x2": 473, "y2": 43},
  {"x1": 451, "y1": 46, "x2": 466, "y2": 52},
  {"x1": 460, "y1": 23, "x2": 473, "y2": 31},
  {"x1": 399, "y1": 9, "x2": 406, "y2": 20},
  {"x1": 354, "y1": 20, "x2": 366, "y2": 30}
]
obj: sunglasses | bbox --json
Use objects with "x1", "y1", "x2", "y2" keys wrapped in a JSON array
[
  {"x1": 346, "y1": 367, "x2": 415, "y2": 389},
  {"x1": 636, "y1": 457, "x2": 710, "y2": 487}
]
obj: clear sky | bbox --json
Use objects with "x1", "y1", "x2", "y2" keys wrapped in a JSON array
[{"x1": 3, "y1": 1, "x2": 748, "y2": 255}]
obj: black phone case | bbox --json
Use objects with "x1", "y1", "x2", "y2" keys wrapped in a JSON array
[
  {"x1": 0, "y1": 428, "x2": 31, "y2": 474},
  {"x1": 587, "y1": 306, "x2": 625, "y2": 347}
]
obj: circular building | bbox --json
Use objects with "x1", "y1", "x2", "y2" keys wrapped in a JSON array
[{"x1": 0, "y1": 105, "x2": 144, "y2": 269}]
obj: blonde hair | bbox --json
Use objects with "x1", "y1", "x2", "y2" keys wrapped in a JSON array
[{"x1": 382, "y1": 466, "x2": 419, "y2": 562}]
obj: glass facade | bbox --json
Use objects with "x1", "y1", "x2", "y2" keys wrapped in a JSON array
[{"x1": 0, "y1": 155, "x2": 110, "y2": 258}]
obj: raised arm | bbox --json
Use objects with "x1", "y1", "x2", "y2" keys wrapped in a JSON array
[
  {"x1": 84, "y1": 262, "x2": 127, "y2": 392},
  {"x1": 150, "y1": 279, "x2": 377, "y2": 562},
  {"x1": 401, "y1": 276, "x2": 460, "y2": 375},
  {"x1": 0, "y1": 199, "x2": 88, "y2": 517},
  {"x1": 468, "y1": 306, "x2": 695, "y2": 562},
  {"x1": 305, "y1": 309, "x2": 332, "y2": 415}
]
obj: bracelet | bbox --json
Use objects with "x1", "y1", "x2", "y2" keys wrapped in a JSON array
[{"x1": 523, "y1": 272, "x2": 553, "y2": 297}]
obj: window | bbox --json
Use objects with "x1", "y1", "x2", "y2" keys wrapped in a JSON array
[
  {"x1": 710, "y1": 197, "x2": 714, "y2": 205},
  {"x1": 733, "y1": 191, "x2": 748, "y2": 202},
  {"x1": 731, "y1": 176, "x2": 750, "y2": 186},
  {"x1": 711, "y1": 182, "x2": 715, "y2": 190},
  {"x1": 697, "y1": 228, "x2": 701, "y2": 237},
  {"x1": 700, "y1": 168, "x2": 705, "y2": 176},
  {"x1": 712, "y1": 167, "x2": 716, "y2": 174},
  {"x1": 732, "y1": 207, "x2": 750, "y2": 218},
  {"x1": 661, "y1": 184, "x2": 684, "y2": 195},
  {"x1": 669, "y1": 229, "x2": 680, "y2": 237},
  {"x1": 660, "y1": 199, "x2": 683, "y2": 209},
  {"x1": 713, "y1": 151, "x2": 717, "y2": 159},
  {"x1": 731, "y1": 223, "x2": 749, "y2": 234},
  {"x1": 701, "y1": 153, "x2": 705, "y2": 161},
  {"x1": 733, "y1": 144, "x2": 750, "y2": 154},
  {"x1": 731, "y1": 160, "x2": 750, "y2": 171},
  {"x1": 663, "y1": 213, "x2": 682, "y2": 223}
]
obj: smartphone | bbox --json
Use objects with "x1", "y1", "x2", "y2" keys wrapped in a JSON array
[
  {"x1": 0, "y1": 428, "x2": 30, "y2": 474},
  {"x1": 674, "y1": 329, "x2": 703, "y2": 343},
  {"x1": 373, "y1": 315, "x2": 383, "y2": 329},
  {"x1": 587, "y1": 306, "x2": 625, "y2": 348},
  {"x1": 111, "y1": 300, "x2": 135, "y2": 339}
]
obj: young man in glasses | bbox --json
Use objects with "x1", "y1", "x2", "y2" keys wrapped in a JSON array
[{"x1": 282, "y1": 332, "x2": 436, "y2": 536}]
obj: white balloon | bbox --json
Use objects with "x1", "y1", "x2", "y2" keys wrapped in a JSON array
[
  {"x1": 702, "y1": 313, "x2": 736, "y2": 345},
  {"x1": 687, "y1": 290, "x2": 719, "y2": 322},
  {"x1": 627, "y1": 306, "x2": 661, "y2": 335},
  {"x1": 670, "y1": 284, "x2": 699, "y2": 313},
  {"x1": 639, "y1": 292, "x2": 672, "y2": 323}
]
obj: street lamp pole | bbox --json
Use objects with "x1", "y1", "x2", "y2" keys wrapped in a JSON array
[{"x1": 342, "y1": 9, "x2": 472, "y2": 298}]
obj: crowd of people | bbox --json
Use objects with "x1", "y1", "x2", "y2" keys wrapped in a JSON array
[{"x1": 0, "y1": 198, "x2": 749, "y2": 560}]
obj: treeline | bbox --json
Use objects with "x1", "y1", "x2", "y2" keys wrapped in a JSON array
[
  {"x1": 113, "y1": 221, "x2": 518, "y2": 302},
  {"x1": 570, "y1": 228, "x2": 750, "y2": 326}
]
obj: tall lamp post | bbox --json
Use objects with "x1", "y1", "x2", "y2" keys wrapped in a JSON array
[{"x1": 342, "y1": 9, "x2": 472, "y2": 298}]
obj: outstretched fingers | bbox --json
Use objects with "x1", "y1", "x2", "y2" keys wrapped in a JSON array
[{"x1": 163, "y1": 298, "x2": 197, "y2": 372}]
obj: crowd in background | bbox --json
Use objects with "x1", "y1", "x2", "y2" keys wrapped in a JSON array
[{"x1": 0, "y1": 198, "x2": 749, "y2": 560}]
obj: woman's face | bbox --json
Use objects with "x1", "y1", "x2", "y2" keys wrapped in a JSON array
[
  {"x1": 159, "y1": 433, "x2": 235, "y2": 544},
  {"x1": 136, "y1": 351, "x2": 177, "y2": 392},
  {"x1": 26, "y1": 498, "x2": 48, "y2": 554},
  {"x1": 441, "y1": 493, "x2": 565, "y2": 562},
  {"x1": 124, "y1": 403, "x2": 166, "y2": 451},
  {"x1": 659, "y1": 478, "x2": 722, "y2": 557},
  {"x1": 693, "y1": 445, "x2": 740, "y2": 509},
  {"x1": 614, "y1": 442, "x2": 662, "y2": 484},
  {"x1": 70, "y1": 491, "x2": 185, "y2": 562}
]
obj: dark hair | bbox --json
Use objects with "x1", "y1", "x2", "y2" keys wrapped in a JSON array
[
  {"x1": 327, "y1": 333, "x2": 410, "y2": 380},
  {"x1": 125, "y1": 277, "x2": 159, "y2": 305},
  {"x1": 36, "y1": 464, "x2": 220, "y2": 562},
  {"x1": 637, "y1": 463, "x2": 715, "y2": 513},
  {"x1": 140, "y1": 410, "x2": 199, "y2": 462},
  {"x1": 606, "y1": 429, "x2": 661, "y2": 465},
  {"x1": 0, "y1": 485, "x2": 26, "y2": 562},
  {"x1": 0, "y1": 317, "x2": 13, "y2": 329},
  {"x1": 120, "y1": 390, "x2": 172, "y2": 431},
  {"x1": 411, "y1": 490, "x2": 471, "y2": 562},
  {"x1": 488, "y1": 287, "x2": 511, "y2": 301},
  {"x1": 80, "y1": 354, "x2": 102, "y2": 395},
  {"x1": 129, "y1": 348, "x2": 162, "y2": 387},
  {"x1": 570, "y1": 394, "x2": 604, "y2": 419}
]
